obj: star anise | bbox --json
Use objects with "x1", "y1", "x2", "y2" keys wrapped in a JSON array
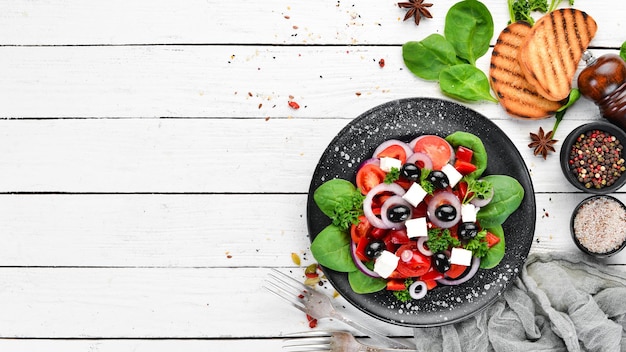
[
  {"x1": 398, "y1": 0, "x2": 433, "y2": 26},
  {"x1": 528, "y1": 127, "x2": 558, "y2": 160}
]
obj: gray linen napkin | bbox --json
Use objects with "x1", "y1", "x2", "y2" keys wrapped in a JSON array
[{"x1": 413, "y1": 252, "x2": 626, "y2": 352}]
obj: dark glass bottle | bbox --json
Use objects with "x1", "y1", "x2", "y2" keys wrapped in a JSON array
[{"x1": 578, "y1": 51, "x2": 626, "y2": 131}]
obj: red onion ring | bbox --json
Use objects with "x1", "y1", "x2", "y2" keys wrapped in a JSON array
[
  {"x1": 406, "y1": 152, "x2": 433, "y2": 170},
  {"x1": 363, "y1": 183, "x2": 406, "y2": 229},
  {"x1": 408, "y1": 280, "x2": 428, "y2": 300},
  {"x1": 380, "y1": 195, "x2": 412, "y2": 229},
  {"x1": 349, "y1": 240, "x2": 380, "y2": 278},
  {"x1": 357, "y1": 157, "x2": 380, "y2": 171},
  {"x1": 436, "y1": 256, "x2": 481, "y2": 286},
  {"x1": 416, "y1": 237, "x2": 433, "y2": 256},
  {"x1": 372, "y1": 139, "x2": 413, "y2": 161},
  {"x1": 426, "y1": 191, "x2": 462, "y2": 228}
]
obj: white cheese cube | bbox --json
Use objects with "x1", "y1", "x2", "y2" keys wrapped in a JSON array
[
  {"x1": 379, "y1": 157, "x2": 402, "y2": 172},
  {"x1": 450, "y1": 247, "x2": 473, "y2": 266},
  {"x1": 405, "y1": 217, "x2": 428, "y2": 238},
  {"x1": 402, "y1": 182, "x2": 427, "y2": 207},
  {"x1": 373, "y1": 250, "x2": 399, "y2": 278},
  {"x1": 461, "y1": 203, "x2": 477, "y2": 223},
  {"x1": 441, "y1": 164, "x2": 463, "y2": 188}
]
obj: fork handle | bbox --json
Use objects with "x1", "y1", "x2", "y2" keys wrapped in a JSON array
[{"x1": 329, "y1": 311, "x2": 416, "y2": 350}]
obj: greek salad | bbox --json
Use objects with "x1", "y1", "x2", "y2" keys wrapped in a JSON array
[{"x1": 310, "y1": 131, "x2": 524, "y2": 302}]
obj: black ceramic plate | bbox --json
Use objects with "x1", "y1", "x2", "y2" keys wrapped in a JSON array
[{"x1": 306, "y1": 98, "x2": 536, "y2": 327}]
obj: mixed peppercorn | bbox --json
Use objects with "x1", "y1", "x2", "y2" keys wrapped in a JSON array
[{"x1": 568, "y1": 129, "x2": 626, "y2": 189}]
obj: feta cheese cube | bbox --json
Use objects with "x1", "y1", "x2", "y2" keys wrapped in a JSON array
[
  {"x1": 373, "y1": 250, "x2": 399, "y2": 278},
  {"x1": 461, "y1": 203, "x2": 477, "y2": 223},
  {"x1": 450, "y1": 247, "x2": 473, "y2": 266},
  {"x1": 441, "y1": 164, "x2": 463, "y2": 188},
  {"x1": 405, "y1": 217, "x2": 428, "y2": 238},
  {"x1": 379, "y1": 157, "x2": 402, "y2": 172},
  {"x1": 402, "y1": 182, "x2": 427, "y2": 207}
]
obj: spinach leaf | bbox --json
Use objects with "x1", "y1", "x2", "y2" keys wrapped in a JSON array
[
  {"x1": 476, "y1": 175, "x2": 524, "y2": 228},
  {"x1": 314, "y1": 178, "x2": 359, "y2": 219},
  {"x1": 402, "y1": 34, "x2": 463, "y2": 81},
  {"x1": 348, "y1": 270, "x2": 387, "y2": 294},
  {"x1": 310, "y1": 224, "x2": 357, "y2": 273},
  {"x1": 480, "y1": 225, "x2": 505, "y2": 269},
  {"x1": 439, "y1": 64, "x2": 498, "y2": 103},
  {"x1": 621, "y1": 41, "x2": 626, "y2": 62},
  {"x1": 444, "y1": 0, "x2": 494, "y2": 66},
  {"x1": 445, "y1": 131, "x2": 487, "y2": 179}
]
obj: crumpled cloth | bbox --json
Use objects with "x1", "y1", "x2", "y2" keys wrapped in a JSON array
[{"x1": 413, "y1": 252, "x2": 626, "y2": 352}]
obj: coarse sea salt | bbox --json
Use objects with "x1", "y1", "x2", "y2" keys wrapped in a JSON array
[{"x1": 573, "y1": 196, "x2": 626, "y2": 254}]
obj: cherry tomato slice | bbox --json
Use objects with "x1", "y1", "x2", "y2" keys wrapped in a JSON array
[
  {"x1": 350, "y1": 216, "x2": 372, "y2": 244},
  {"x1": 413, "y1": 135, "x2": 453, "y2": 171},
  {"x1": 356, "y1": 164, "x2": 386, "y2": 195},
  {"x1": 394, "y1": 244, "x2": 431, "y2": 278},
  {"x1": 376, "y1": 145, "x2": 407, "y2": 164},
  {"x1": 445, "y1": 264, "x2": 467, "y2": 279}
]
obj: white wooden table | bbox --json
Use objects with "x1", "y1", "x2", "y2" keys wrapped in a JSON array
[{"x1": 0, "y1": 0, "x2": 624, "y2": 350}]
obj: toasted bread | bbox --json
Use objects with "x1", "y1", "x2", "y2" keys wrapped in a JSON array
[
  {"x1": 518, "y1": 9, "x2": 597, "y2": 101},
  {"x1": 490, "y1": 21, "x2": 565, "y2": 119}
]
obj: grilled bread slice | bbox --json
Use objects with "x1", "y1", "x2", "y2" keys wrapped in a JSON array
[
  {"x1": 518, "y1": 9, "x2": 597, "y2": 101},
  {"x1": 490, "y1": 21, "x2": 565, "y2": 119}
]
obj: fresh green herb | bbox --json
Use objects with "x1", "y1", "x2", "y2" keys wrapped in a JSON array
[
  {"x1": 427, "y1": 228, "x2": 461, "y2": 253},
  {"x1": 548, "y1": 0, "x2": 574, "y2": 12},
  {"x1": 314, "y1": 179, "x2": 364, "y2": 230},
  {"x1": 402, "y1": 0, "x2": 496, "y2": 103},
  {"x1": 419, "y1": 168, "x2": 435, "y2": 194},
  {"x1": 384, "y1": 167, "x2": 400, "y2": 184},
  {"x1": 621, "y1": 41, "x2": 626, "y2": 62},
  {"x1": 463, "y1": 178, "x2": 494, "y2": 204},
  {"x1": 393, "y1": 279, "x2": 414, "y2": 302},
  {"x1": 476, "y1": 175, "x2": 524, "y2": 228},
  {"x1": 464, "y1": 229, "x2": 489, "y2": 258},
  {"x1": 310, "y1": 225, "x2": 358, "y2": 273},
  {"x1": 508, "y1": 0, "x2": 534, "y2": 25},
  {"x1": 528, "y1": 0, "x2": 548, "y2": 12}
]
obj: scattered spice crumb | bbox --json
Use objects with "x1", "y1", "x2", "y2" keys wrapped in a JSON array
[
  {"x1": 355, "y1": 92, "x2": 362, "y2": 96},
  {"x1": 288, "y1": 101, "x2": 300, "y2": 109},
  {"x1": 258, "y1": 103, "x2": 263, "y2": 109},
  {"x1": 265, "y1": 117, "x2": 270, "y2": 121},
  {"x1": 291, "y1": 252, "x2": 301, "y2": 265},
  {"x1": 379, "y1": 58, "x2": 385, "y2": 68},
  {"x1": 225, "y1": 251, "x2": 232, "y2": 259}
]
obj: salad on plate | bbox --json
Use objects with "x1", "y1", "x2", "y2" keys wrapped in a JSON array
[{"x1": 310, "y1": 131, "x2": 524, "y2": 302}]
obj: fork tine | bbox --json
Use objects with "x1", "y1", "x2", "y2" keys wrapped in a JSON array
[
  {"x1": 283, "y1": 336, "x2": 331, "y2": 352},
  {"x1": 262, "y1": 282, "x2": 307, "y2": 314},
  {"x1": 270, "y1": 268, "x2": 312, "y2": 294}
]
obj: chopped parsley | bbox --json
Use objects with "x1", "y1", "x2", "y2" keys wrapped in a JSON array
[
  {"x1": 330, "y1": 192, "x2": 365, "y2": 230},
  {"x1": 392, "y1": 279, "x2": 414, "y2": 302},
  {"x1": 463, "y1": 178, "x2": 493, "y2": 204},
  {"x1": 426, "y1": 228, "x2": 461, "y2": 253},
  {"x1": 419, "y1": 168, "x2": 435, "y2": 194},
  {"x1": 464, "y1": 229, "x2": 489, "y2": 258},
  {"x1": 384, "y1": 167, "x2": 400, "y2": 184}
]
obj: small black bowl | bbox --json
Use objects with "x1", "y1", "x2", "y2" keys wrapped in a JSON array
[
  {"x1": 560, "y1": 121, "x2": 626, "y2": 194},
  {"x1": 570, "y1": 195, "x2": 626, "y2": 258}
]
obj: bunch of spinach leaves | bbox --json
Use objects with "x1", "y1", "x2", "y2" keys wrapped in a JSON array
[{"x1": 402, "y1": 0, "x2": 497, "y2": 103}]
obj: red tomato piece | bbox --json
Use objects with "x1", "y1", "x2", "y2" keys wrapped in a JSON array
[
  {"x1": 445, "y1": 264, "x2": 467, "y2": 279},
  {"x1": 395, "y1": 244, "x2": 431, "y2": 278},
  {"x1": 355, "y1": 236, "x2": 371, "y2": 262},
  {"x1": 486, "y1": 231, "x2": 500, "y2": 248},
  {"x1": 424, "y1": 279, "x2": 438, "y2": 290},
  {"x1": 377, "y1": 144, "x2": 407, "y2": 164},
  {"x1": 413, "y1": 135, "x2": 453, "y2": 170},
  {"x1": 370, "y1": 227, "x2": 388, "y2": 240},
  {"x1": 421, "y1": 268, "x2": 444, "y2": 282},
  {"x1": 456, "y1": 181, "x2": 469, "y2": 201},
  {"x1": 454, "y1": 160, "x2": 477, "y2": 175},
  {"x1": 356, "y1": 164, "x2": 386, "y2": 195},
  {"x1": 386, "y1": 279, "x2": 407, "y2": 291},
  {"x1": 455, "y1": 146, "x2": 474, "y2": 163},
  {"x1": 350, "y1": 216, "x2": 372, "y2": 244}
]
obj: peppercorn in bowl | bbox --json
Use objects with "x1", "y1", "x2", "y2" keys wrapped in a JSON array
[
  {"x1": 570, "y1": 195, "x2": 626, "y2": 258},
  {"x1": 560, "y1": 121, "x2": 626, "y2": 194}
]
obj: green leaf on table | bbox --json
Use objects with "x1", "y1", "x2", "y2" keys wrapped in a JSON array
[
  {"x1": 439, "y1": 64, "x2": 498, "y2": 103},
  {"x1": 310, "y1": 224, "x2": 357, "y2": 273},
  {"x1": 621, "y1": 41, "x2": 626, "y2": 62},
  {"x1": 444, "y1": 0, "x2": 494, "y2": 66},
  {"x1": 402, "y1": 34, "x2": 463, "y2": 81}
]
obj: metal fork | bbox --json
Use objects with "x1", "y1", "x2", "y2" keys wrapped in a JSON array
[
  {"x1": 263, "y1": 268, "x2": 415, "y2": 350},
  {"x1": 283, "y1": 331, "x2": 418, "y2": 352}
]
